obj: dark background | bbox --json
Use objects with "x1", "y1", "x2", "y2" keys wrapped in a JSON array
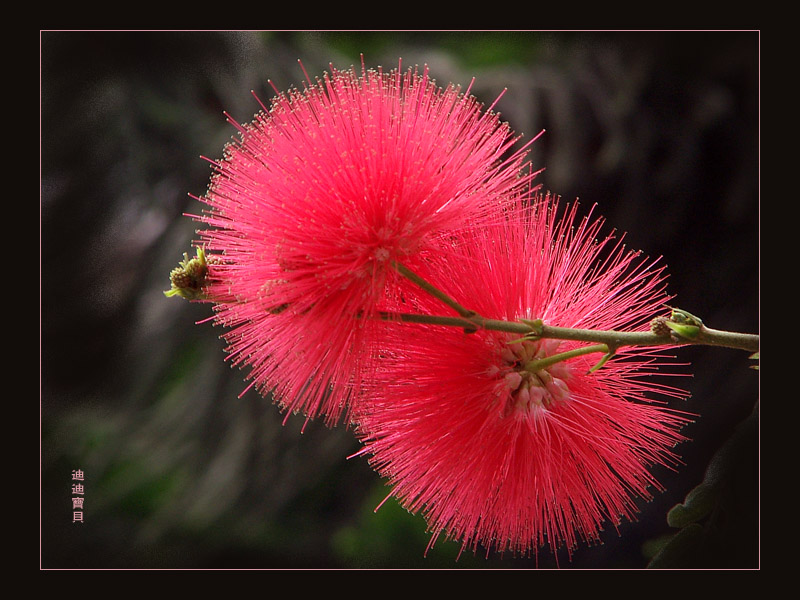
[{"x1": 41, "y1": 31, "x2": 759, "y2": 569}]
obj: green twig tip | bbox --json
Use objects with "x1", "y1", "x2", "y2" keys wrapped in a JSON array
[{"x1": 664, "y1": 320, "x2": 701, "y2": 340}]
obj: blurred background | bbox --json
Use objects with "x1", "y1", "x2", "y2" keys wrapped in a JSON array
[{"x1": 41, "y1": 31, "x2": 759, "y2": 569}]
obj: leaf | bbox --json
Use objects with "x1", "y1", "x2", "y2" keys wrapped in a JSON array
[
  {"x1": 666, "y1": 482, "x2": 717, "y2": 528},
  {"x1": 646, "y1": 524, "x2": 704, "y2": 568},
  {"x1": 645, "y1": 405, "x2": 758, "y2": 568}
]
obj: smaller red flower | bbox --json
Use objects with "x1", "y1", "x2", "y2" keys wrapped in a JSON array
[{"x1": 355, "y1": 198, "x2": 693, "y2": 558}]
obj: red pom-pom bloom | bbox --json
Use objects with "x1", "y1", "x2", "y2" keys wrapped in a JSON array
[
  {"x1": 355, "y1": 198, "x2": 693, "y2": 558},
  {"x1": 195, "y1": 59, "x2": 538, "y2": 425}
]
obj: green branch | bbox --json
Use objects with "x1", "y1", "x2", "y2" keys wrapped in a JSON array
[
  {"x1": 164, "y1": 251, "x2": 760, "y2": 368},
  {"x1": 392, "y1": 261, "x2": 476, "y2": 319},
  {"x1": 389, "y1": 263, "x2": 759, "y2": 355},
  {"x1": 524, "y1": 343, "x2": 610, "y2": 372},
  {"x1": 380, "y1": 310, "x2": 758, "y2": 353}
]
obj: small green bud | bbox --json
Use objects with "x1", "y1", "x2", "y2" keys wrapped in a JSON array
[
  {"x1": 669, "y1": 308, "x2": 703, "y2": 327},
  {"x1": 664, "y1": 320, "x2": 701, "y2": 340},
  {"x1": 663, "y1": 308, "x2": 703, "y2": 341},
  {"x1": 164, "y1": 247, "x2": 211, "y2": 301}
]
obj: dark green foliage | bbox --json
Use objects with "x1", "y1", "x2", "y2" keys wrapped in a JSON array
[{"x1": 647, "y1": 408, "x2": 758, "y2": 568}]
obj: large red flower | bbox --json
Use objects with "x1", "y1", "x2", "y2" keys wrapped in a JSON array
[
  {"x1": 354, "y1": 197, "x2": 693, "y2": 558},
  {"x1": 195, "y1": 60, "x2": 538, "y2": 424}
]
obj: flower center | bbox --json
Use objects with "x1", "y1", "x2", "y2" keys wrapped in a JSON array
[
  {"x1": 373, "y1": 247, "x2": 391, "y2": 262},
  {"x1": 497, "y1": 338, "x2": 573, "y2": 417}
]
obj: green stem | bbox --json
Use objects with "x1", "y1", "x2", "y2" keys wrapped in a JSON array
[
  {"x1": 390, "y1": 261, "x2": 758, "y2": 354},
  {"x1": 536, "y1": 323, "x2": 758, "y2": 353},
  {"x1": 693, "y1": 326, "x2": 760, "y2": 353},
  {"x1": 379, "y1": 311, "x2": 759, "y2": 353},
  {"x1": 524, "y1": 344, "x2": 610, "y2": 372},
  {"x1": 530, "y1": 323, "x2": 666, "y2": 347},
  {"x1": 392, "y1": 262, "x2": 476, "y2": 318},
  {"x1": 167, "y1": 251, "x2": 760, "y2": 359},
  {"x1": 386, "y1": 260, "x2": 759, "y2": 354},
  {"x1": 379, "y1": 311, "x2": 531, "y2": 334}
]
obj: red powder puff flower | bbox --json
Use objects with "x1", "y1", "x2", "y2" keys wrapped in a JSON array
[
  {"x1": 194, "y1": 59, "x2": 539, "y2": 425},
  {"x1": 354, "y1": 197, "x2": 693, "y2": 559}
]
